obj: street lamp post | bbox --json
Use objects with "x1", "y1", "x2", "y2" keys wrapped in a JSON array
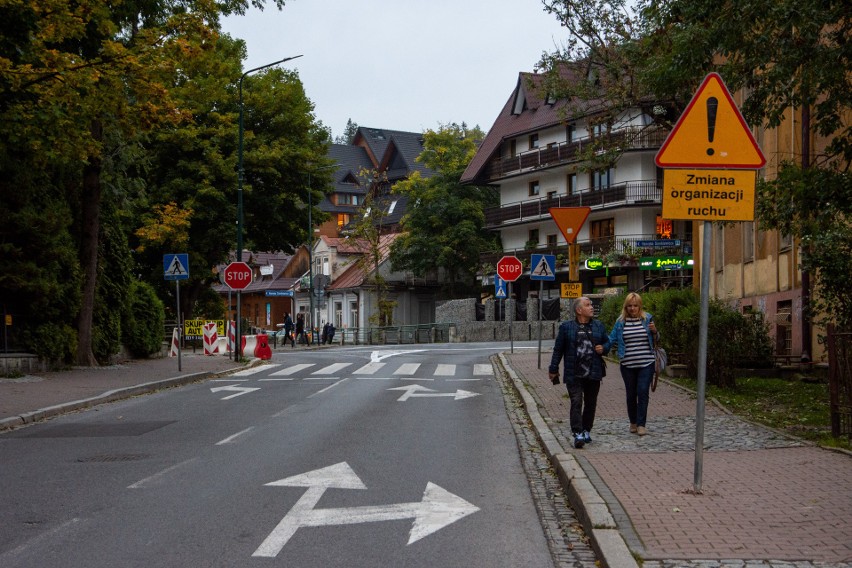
[{"x1": 235, "y1": 54, "x2": 302, "y2": 359}]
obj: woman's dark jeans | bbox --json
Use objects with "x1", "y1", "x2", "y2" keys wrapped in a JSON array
[{"x1": 620, "y1": 363, "x2": 655, "y2": 427}]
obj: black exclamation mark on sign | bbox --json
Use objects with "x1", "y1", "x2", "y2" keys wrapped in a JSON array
[{"x1": 706, "y1": 96, "x2": 718, "y2": 156}]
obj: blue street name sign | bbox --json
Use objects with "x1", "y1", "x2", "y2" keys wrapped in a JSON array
[{"x1": 265, "y1": 290, "x2": 294, "y2": 297}]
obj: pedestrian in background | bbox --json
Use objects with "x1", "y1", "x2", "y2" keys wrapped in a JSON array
[
  {"x1": 283, "y1": 312, "x2": 295, "y2": 348},
  {"x1": 548, "y1": 296, "x2": 610, "y2": 449},
  {"x1": 295, "y1": 313, "x2": 306, "y2": 345},
  {"x1": 608, "y1": 292, "x2": 658, "y2": 436}
]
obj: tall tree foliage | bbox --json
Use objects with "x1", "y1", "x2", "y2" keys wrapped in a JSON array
[
  {"x1": 540, "y1": 0, "x2": 851, "y2": 329},
  {"x1": 390, "y1": 124, "x2": 499, "y2": 298}
]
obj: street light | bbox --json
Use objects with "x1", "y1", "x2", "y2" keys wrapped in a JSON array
[{"x1": 235, "y1": 54, "x2": 302, "y2": 359}]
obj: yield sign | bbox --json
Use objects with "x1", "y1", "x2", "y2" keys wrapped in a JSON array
[
  {"x1": 549, "y1": 207, "x2": 590, "y2": 244},
  {"x1": 655, "y1": 73, "x2": 766, "y2": 169},
  {"x1": 253, "y1": 462, "x2": 479, "y2": 557}
]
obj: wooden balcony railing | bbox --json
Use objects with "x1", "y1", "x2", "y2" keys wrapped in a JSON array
[{"x1": 484, "y1": 180, "x2": 662, "y2": 228}]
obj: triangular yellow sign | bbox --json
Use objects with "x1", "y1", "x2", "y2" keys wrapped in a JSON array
[
  {"x1": 656, "y1": 73, "x2": 765, "y2": 169},
  {"x1": 549, "y1": 207, "x2": 590, "y2": 244}
]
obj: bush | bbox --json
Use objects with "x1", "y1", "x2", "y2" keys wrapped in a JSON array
[
  {"x1": 122, "y1": 280, "x2": 165, "y2": 357},
  {"x1": 26, "y1": 323, "x2": 77, "y2": 365}
]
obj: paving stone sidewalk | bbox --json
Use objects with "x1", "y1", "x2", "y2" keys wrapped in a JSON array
[{"x1": 504, "y1": 348, "x2": 852, "y2": 567}]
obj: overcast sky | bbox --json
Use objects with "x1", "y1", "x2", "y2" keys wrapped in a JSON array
[{"x1": 220, "y1": 0, "x2": 567, "y2": 138}]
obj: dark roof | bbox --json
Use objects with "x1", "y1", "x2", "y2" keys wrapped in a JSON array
[
  {"x1": 460, "y1": 68, "x2": 605, "y2": 185},
  {"x1": 326, "y1": 233, "x2": 400, "y2": 291},
  {"x1": 212, "y1": 251, "x2": 301, "y2": 294}
]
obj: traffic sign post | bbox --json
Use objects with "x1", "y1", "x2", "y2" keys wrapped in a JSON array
[
  {"x1": 656, "y1": 72, "x2": 765, "y2": 493},
  {"x1": 164, "y1": 254, "x2": 189, "y2": 371},
  {"x1": 529, "y1": 254, "x2": 556, "y2": 368}
]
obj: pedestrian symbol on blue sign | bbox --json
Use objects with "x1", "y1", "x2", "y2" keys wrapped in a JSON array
[
  {"x1": 529, "y1": 254, "x2": 556, "y2": 281},
  {"x1": 495, "y1": 275, "x2": 507, "y2": 299},
  {"x1": 163, "y1": 254, "x2": 189, "y2": 281}
]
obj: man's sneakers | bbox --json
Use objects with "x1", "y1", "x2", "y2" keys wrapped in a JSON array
[
  {"x1": 583, "y1": 430, "x2": 592, "y2": 444},
  {"x1": 573, "y1": 432, "x2": 585, "y2": 449}
]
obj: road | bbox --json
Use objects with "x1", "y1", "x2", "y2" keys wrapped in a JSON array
[{"x1": 0, "y1": 342, "x2": 579, "y2": 567}]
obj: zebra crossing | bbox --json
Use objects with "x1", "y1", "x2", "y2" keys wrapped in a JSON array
[{"x1": 227, "y1": 361, "x2": 494, "y2": 380}]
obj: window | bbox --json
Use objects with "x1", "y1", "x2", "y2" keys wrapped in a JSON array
[
  {"x1": 509, "y1": 139, "x2": 517, "y2": 157},
  {"x1": 528, "y1": 229, "x2": 539, "y2": 247},
  {"x1": 656, "y1": 215, "x2": 673, "y2": 239},
  {"x1": 349, "y1": 301, "x2": 358, "y2": 327},
  {"x1": 590, "y1": 218, "x2": 614, "y2": 240},
  {"x1": 529, "y1": 133, "x2": 539, "y2": 149},
  {"x1": 322, "y1": 257, "x2": 330, "y2": 276},
  {"x1": 591, "y1": 168, "x2": 613, "y2": 190},
  {"x1": 780, "y1": 232, "x2": 793, "y2": 250},
  {"x1": 547, "y1": 234, "x2": 557, "y2": 248},
  {"x1": 335, "y1": 302, "x2": 343, "y2": 328},
  {"x1": 337, "y1": 194, "x2": 362, "y2": 206},
  {"x1": 337, "y1": 213, "x2": 350, "y2": 228},
  {"x1": 567, "y1": 123, "x2": 577, "y2": 143},
  {"x1": 528, "y1": 180, "x2": 540, "y2": 197},
  {"x1": 567, "y1": 173, "x2": 578, "y2": 195}
]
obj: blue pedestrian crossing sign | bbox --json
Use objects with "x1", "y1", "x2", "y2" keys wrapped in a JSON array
[
  {"x1": 163, "y1": 253, "x2": 189, "y2": 281},
  {"x1": 530, "y1": 254, "x2": 556, "y2": 281},
  {"x1": 494, "y1": 275, "x2": 507, "y2": 299}
]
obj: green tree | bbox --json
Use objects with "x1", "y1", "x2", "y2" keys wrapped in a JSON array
[
  {"x1": 390, "y1": 124, "x2": 499, "y2": 298},
  {"x1": 335, "y1": 119, "x2": 359, "y2": 144}
]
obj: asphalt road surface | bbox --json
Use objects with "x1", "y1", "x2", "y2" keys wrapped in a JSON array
[{"x1": 0, "y1": 343, "x2": 564, "y2": 568}]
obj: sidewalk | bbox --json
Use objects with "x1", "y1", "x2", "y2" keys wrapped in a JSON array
[
  {"x1": 0, "y1": 351, "x2": 244, "y2": 431},
  {"x1": 2, "y1": 348, "x2": 850, "y2": 567},
  {"x1": 502, "y1": 349, "x2": 852, "y2": 568}
]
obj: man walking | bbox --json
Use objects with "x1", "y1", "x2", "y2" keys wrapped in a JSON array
[{"x1": 548, "y1": 297, "x2": 610, "y2": 449}]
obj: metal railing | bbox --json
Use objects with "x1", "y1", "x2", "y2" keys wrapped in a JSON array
[
  {"x1": 484, "y1": 180, "x2": 662, "y2": 228},
  {"x1": 336, "y1": 324, "x2": 455, "y2": 345},
  {"x1": 483, "y1": 126, "x2": 668, "y2": 181}
]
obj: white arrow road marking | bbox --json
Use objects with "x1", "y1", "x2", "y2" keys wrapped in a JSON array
[
  {"x1": 252, "y1": 462, "x2": 478, "y2": 558},
  {"x1": 388, "y1": 385, "x2": 480, "y2": 401},
  {"x1": 370, "y1": 349, "x2": 426, "y2": 362},
  {"x1": 209, "y1": 384, "x2": 261, "y2": 400}
]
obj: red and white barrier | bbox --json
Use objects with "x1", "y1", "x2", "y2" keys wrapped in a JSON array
[
  {"x1": 169, "y1": 327, "x2": 180, "y2": 357},
  {"x1": 203, "y1": 322, "x2": 219, "y2": 355},
  {"x1": 241, "y1": 334, "x2": 257, "y2": 357},
  {"x1": 227, "y1": 320, "x2": 235, "y2": 354}
]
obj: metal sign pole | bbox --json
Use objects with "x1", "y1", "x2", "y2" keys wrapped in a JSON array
[
  {"x1": 176, "y1": 281, "x2": 182, "y2": 372},
  {"x1": 694, "y1": 220, "x2": 712, "y2": 493},
  {"x1": 537, "y1": 280, "x2": 543, "y2": 369},
  {"x1": 509, "y1": 282, "x2": 514, "y2": 354}
]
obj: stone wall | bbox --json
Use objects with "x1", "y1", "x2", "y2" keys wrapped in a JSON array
[{"x1": 436, "y1": 297, "x2": 572, "y2": 342}]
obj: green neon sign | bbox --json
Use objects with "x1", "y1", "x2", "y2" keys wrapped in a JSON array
[{"x1": 585, "y1": 258, "x2": 604, "y2": 270}]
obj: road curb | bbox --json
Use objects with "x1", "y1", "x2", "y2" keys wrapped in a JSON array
[
  {"x1": 0, "y1": 362, "x2": 255, "y2": 433},
  {"x1": 498, "y1": 352, "x2": 638, "y2": 568}
]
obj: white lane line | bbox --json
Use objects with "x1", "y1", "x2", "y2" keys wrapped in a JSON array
[
  {"x1": 216, "y1": 427, "x2": 254, "y2": 445},
  {"x1": 271, "y1": 364, "x2": 313, "y2": 376},
  {"x1": 312, "y1": 363, "x2": 351, "y2": 375},
  {"x1": 0, "y1": 517, "x2": 84, "y2": 561},
  {"x1": 447, "y1": 378, "x2": 482, "y2": 382},
  {"x1": 354, "y1": 377, "x2": 397, "y2": 381},
  {"x1": 210, "y1": 378, "x2": 249, "y2": 382},
  {"x1": 308, "y1": 378, "x2": 349, "y2": 398},
  {"x1": 259, "y1": 378, "x2": 294, "y2": 381},
  {"x1": 353, "y1": 362, "x2": 385, "y2": 374},
  {"x1": 473, "y1": 364, "x2": 493, "y2": 376},
  {"x1": 434, "y1": 364, "x2": 455, "y2": 376},
  {"x1": 394, "y1": 363, "x2": 420, "y2": 376},
  {"x1": 401, "y1": 377, "x2": 433, "y2": 381},
  {"x1": 128, "y1": 458, "x2": 197, "y2": 489}
]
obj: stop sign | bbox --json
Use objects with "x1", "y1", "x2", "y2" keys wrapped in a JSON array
[
  {"x1": 496, "y1": 255, "x2": 523, "y2": 282},
  {"x1": 223, "y1": 261, "x2": 253, "y2": 290}
]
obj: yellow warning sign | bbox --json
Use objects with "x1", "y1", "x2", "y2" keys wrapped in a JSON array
[
  {"x1": 561, "y1": 283, "x2": 582, "y2": 299},
  {"x1": 655, "y1": 73, "x2": 765, "y2": 169},
  {"x1": 663, "y1": 169, "x2": 756, "y2": 221}
]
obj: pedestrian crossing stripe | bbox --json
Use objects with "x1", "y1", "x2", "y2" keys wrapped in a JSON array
[{"x1": 251, "y1": 362, "x2": 495, "y2": 379}]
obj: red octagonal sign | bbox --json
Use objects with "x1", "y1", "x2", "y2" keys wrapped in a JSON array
[
  {"x1": 496, "y1": 255, "x2": 523, "y2": 282},
  {"x1": 223, "y1": 261, "x2": 253, "y2": 290}
]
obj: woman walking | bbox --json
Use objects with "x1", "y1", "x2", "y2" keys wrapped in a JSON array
[{"x1": 609, "y1": 292, "x2": 658, "y2": 436}]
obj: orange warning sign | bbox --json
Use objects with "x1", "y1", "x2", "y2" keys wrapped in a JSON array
[
  {"x1": 655, "y1": 73, "x2": 765, "y2": 169},
  {"x1": 549, "y1": 207, "x2": 590, "y2": 244}
]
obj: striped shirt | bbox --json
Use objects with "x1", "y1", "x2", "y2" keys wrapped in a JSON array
[{"x1": 621, "y1": 318, "x2": 655, "y2": 368}]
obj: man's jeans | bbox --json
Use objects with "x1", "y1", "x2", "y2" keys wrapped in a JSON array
[{"x1": 620, "y1": 363, "x2": 655, "y2": 427}]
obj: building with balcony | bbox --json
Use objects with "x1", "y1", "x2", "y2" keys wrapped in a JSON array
[{"x1": 461, "y1": 69, "x2": 692, "y2": 301}]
